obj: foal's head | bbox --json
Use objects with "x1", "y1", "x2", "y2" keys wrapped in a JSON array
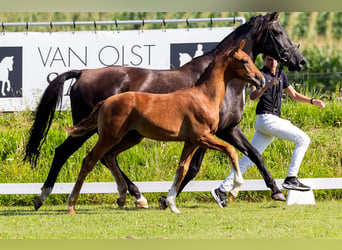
[{"x1": 223, "y1": 40, "x2": 265, "y2": 89}]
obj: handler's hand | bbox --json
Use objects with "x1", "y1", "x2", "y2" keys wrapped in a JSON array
[
  {"x1": 313, "y1": 99, "x2": 325, "y2": 109},
  {"x1": 266, "y1": 77, "x2": 280, "y2": 87}
]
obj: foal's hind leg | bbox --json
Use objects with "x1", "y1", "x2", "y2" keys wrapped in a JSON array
[
  {"x1": 198, "y1": 132, "x2": 244, "y2": 194},
  {"x1": 101, "y1": 151, "x2": 128, "y2": 208},
  {"x1": 68, "y1": 142, "x2": 108, "y2": 215},
  {"x1": 100, "y1": 131, "x2": 148, "y2": 208},
  {"x1": 166, "y1": 142, "x2": 198, "y2": 214}
]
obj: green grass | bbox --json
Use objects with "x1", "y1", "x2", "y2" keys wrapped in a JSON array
[
  {"x1": 0, "y1": 200, "x2": 341, "y2": 239},
  {"x1": 0, "y1": 98, "x2": 341, "y2": 205}
]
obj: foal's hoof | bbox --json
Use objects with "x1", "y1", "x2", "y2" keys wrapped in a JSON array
[
  {"x1": 158, "y1": 196, "x2": 168, "y2": 210},
  {"x1": 33, "y1": 196, "x2": 43, "y2": 211},
  {"x1": 116, "y1": 198, "x2": 126, "y2": 208},
  {"x1": 271, "y1": 191, "x2": 286, "y2": 201}
]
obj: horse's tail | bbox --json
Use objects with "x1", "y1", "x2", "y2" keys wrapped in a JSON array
[
  {"x1": 24, "y1": 70, "x2": 82, "y2": 166},
  {"x1": 65, "y1": 101, "x2": 104, "y2": 137}
]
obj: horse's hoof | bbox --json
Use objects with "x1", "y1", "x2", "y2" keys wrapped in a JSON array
[
  {"x1": 170, "y1": 207, "x2": 181, "y2": 214},
  {"x1": 166, "y1": 199, "x2": 181, "y2": 214},
  {"x1": 116, "y1": 198, "x2": 126, "y2": 208},
  {"x1": 33, "y1": 196, "x2": 43, "y2": 211},
  {"x1": 135, "y1": 195, "x2": 149, "y2": 209},
  {"x1": 228, "y1": 191, "x2": 235, "y2": 203},
  {"x1": 158, "y1": 196, "x2": 168, "y2": 210},
  {"x1": 135, "y1": 200, "x2": 149, "y2": 209},
  {"x1": 271, "y1": 191, "x2": 286, "y2": 201}
]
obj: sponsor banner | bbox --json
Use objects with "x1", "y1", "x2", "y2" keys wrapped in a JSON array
[{"x1": 0, "y1": 27, "x2": 234, "y2": 111}]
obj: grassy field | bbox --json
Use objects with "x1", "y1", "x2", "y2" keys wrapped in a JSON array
[
  {"x1": 0, "y1": 200, "x2": 341, "y2": 239},
  {"x1": 0, "y1": 98, "x2": 341, "y2": 206}
]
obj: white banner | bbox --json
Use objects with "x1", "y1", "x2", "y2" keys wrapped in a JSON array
[{"x1": 0, "y1": 27, "x2": 234, "y2": 111}]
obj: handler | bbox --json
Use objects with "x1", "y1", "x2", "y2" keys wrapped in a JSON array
[{"x1": 212, "y1": 54, "x2": 325, "y2": 208}]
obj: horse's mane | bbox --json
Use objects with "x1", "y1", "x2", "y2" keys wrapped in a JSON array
[
  {"x1": 193, "y1": 60, "x2": 215, "y2": 87},
  {"x1": 204, "y1": 14, "x2": 264, "y2": 58}
]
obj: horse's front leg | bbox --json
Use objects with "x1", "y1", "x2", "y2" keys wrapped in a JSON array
[
  {"x1": 216, "y1": 126, "x2": 285, "y2": 201},
  {"x1": 34, "y1": 133, "x2": 94, "y2": 211},
  {"x1": 177, "y1": 147, "x2": 207, "y2": 195},
  {"x1": 166, "y1": 142, "x2": 198, "y2": 214}
]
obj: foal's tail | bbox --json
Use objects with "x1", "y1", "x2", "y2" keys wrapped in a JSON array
[
  {"x1": 24, "y1": 70, "x2": 82, "y2": 167},
  {"x1": 65, "y1": 101, "x2": 104, "y2": 137}
]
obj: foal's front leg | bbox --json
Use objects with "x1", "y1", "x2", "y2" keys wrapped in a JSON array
[
  {"x1": 199, "y1": 132, "x2": 244, "y2": 194},
  {"x1": 166, "y1": 142, "x2": 198, "y2": 214}
]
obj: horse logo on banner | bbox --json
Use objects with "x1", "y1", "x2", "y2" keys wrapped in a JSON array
[
  {"x1": 0, "y1": 56, "x2": 14, "y2": 96},
  {"x1": 170, "y1": 42, "x2": 217, "y2": 69},
  {"x1": 179, "y1": 43, "x2": 204, "y2": 66}
]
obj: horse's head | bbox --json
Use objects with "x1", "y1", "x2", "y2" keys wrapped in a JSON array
[
  {"x1": 256, "y1": 12, "x2": 306, "y2": 71},
  {"x1": 225, "y1": 40, "x2": 265, "y2": 89}
]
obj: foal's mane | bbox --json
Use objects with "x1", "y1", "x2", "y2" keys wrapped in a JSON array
[{"x1": 193, "y1": 50, "x2": 230, "y2": 87}]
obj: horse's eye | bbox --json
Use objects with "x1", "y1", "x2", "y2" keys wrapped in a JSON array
[{"x1": 242, "y1": 59, "x2": 249, "y2": 64}]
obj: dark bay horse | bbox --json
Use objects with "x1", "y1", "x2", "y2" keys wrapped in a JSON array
[
  {"x1": 25, "y1": 12, "x2": 306, "y2": 210},
  {"x1": 65, "y1": 41, "x2": 265, "y2": 214}
]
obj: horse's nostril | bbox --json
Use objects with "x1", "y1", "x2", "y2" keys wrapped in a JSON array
[{"x1": 300, "y1": 59, "x2": 306, "y2": 66}]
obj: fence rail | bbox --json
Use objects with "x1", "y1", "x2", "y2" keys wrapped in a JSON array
[
  {"x1": 0, "y1": 178, "x2": 341, "y2": 195},
  {"x1": 1, "y1": 17, "x2": 245, "y2": 31}
]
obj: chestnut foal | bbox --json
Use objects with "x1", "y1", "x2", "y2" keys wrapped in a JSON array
[{"x1": 65, "y1": 40, "x2": 265, "y2": 214}]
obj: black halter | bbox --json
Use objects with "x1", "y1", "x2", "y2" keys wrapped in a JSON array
[
  {"x1": 263, "y1": 21, "x2": 299, "y2": 76},
  {"x1": 264, "y1": 21, "x2": 299, "y2": 65}
]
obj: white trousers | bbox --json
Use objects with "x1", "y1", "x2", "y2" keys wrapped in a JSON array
[{"x1": 220, "y1": 114, "x2": 310, "y2": 193}]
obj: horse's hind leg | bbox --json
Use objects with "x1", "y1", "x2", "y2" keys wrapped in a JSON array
[
  {"x1": 216, "y1": 126, "x2": 284, "y2": 201},
  {"x1": 166, "y1": 142, "x2": 198, "y2": 214},
  {"x1": 34, "y1": 133, "x2": 94, "y2": 211}
]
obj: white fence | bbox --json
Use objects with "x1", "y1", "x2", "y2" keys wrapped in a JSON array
[{"x1": 0, "y1": 178, "x2": 341, "y2": 195}]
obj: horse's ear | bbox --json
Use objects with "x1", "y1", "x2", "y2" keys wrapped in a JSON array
[
  {"x1": 238, "y1": 40, "x2": 246, "y2": 51},
  {"x1": 269, "y1": 12, "x2": 279, "y2": 21}
]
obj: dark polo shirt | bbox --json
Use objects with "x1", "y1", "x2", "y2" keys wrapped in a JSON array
[{"x1": 255, "y1": 66, "x2": 291, "y2": 117}]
